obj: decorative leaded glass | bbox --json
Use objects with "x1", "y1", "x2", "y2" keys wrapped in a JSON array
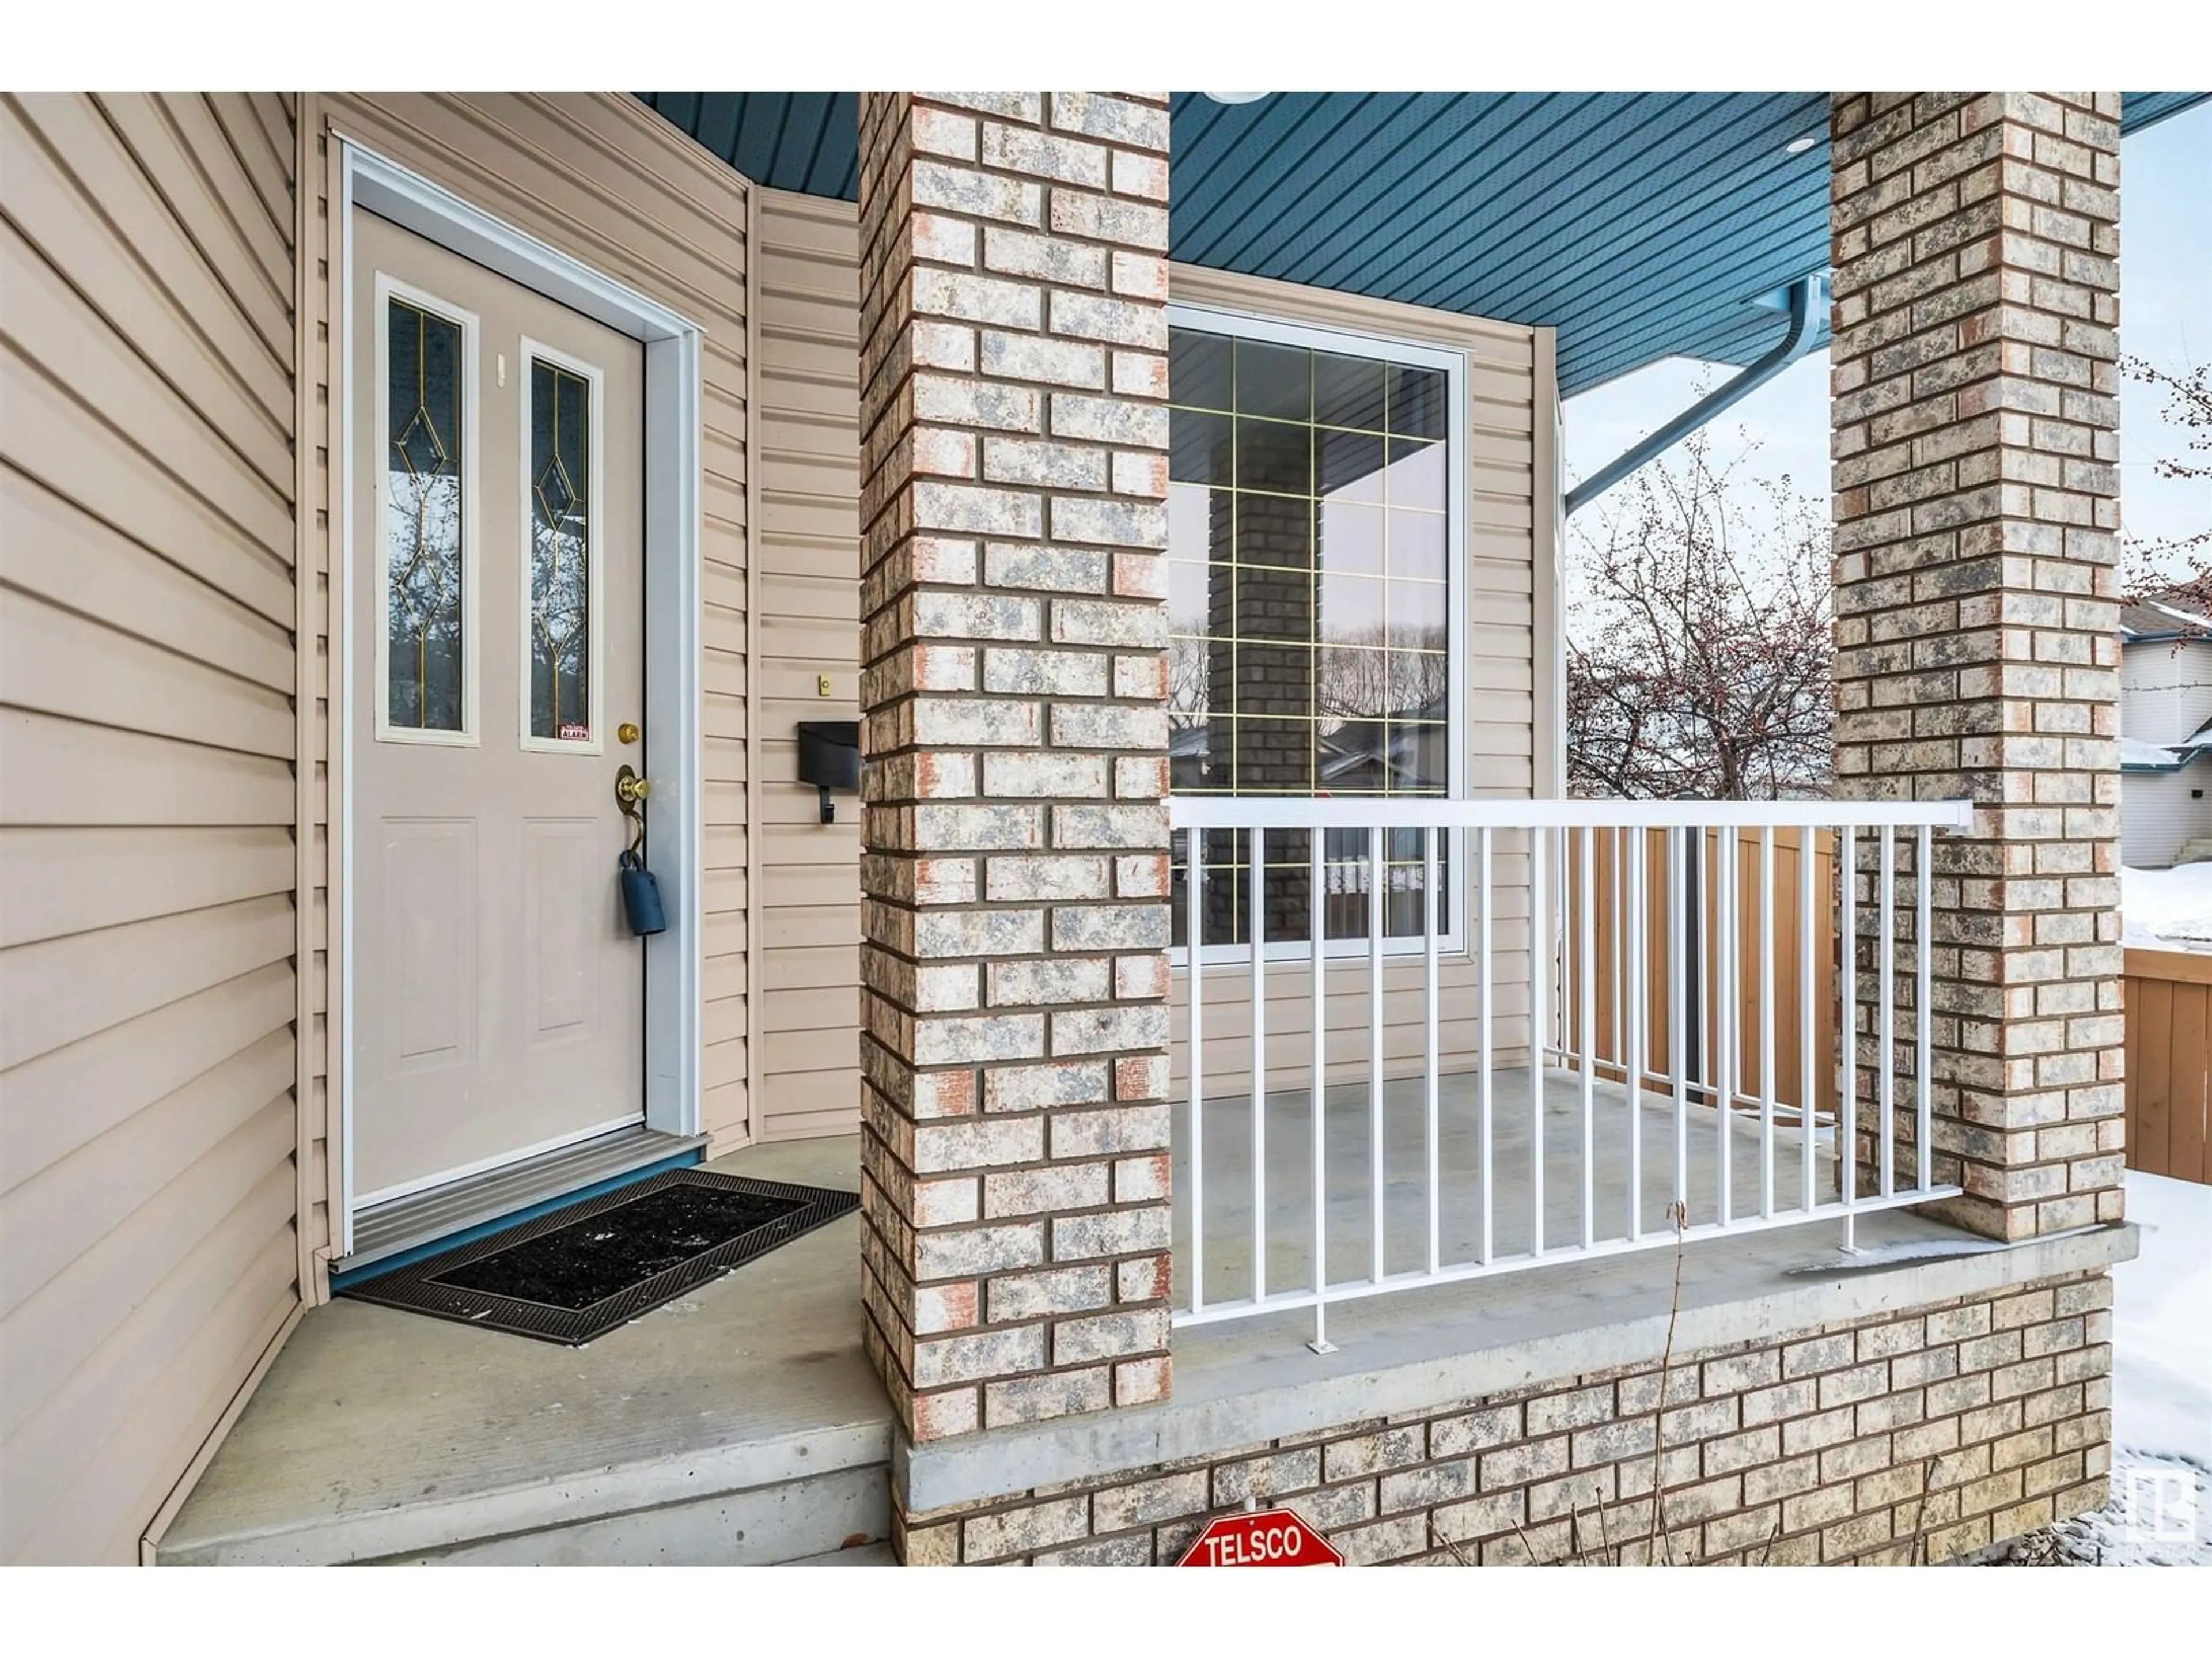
[
  {"x1": 528, "y1": 358, "x2": 592, "y2": 743},
  {"x1": 384, "y1": 297, "x2": 465, "y2": 732},
  {"x1": 1165, "y1": 322, "x2": 1454, "y2": 952}
]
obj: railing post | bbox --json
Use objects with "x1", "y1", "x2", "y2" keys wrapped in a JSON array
[
  {"x1": 1916, "y1": 824, "x2": 1934, "y2": 1192},
  {"x1": 1671, "y1": 826, "x2": 1688, "y2": 1215},
  {"x1": 1716, "y1": 825, "x2": 1735, "y2": 1226},
  {"x1": 1308, "y1": 828, "x2": 1330, "y2": 1353},
  {"x1": 1478, "y1": 826, "x2": 1494, "y2": 1266},
  {"x1": 1683, "y1": 830, "x2": 1705, "y2": 1113},
  {"x1": 1878, "y1": 825, "x2": 1896, "y2": 1199},
  {"x1": 1528, "y1": 826, "x2": 1547, "y2": 1256},
  {"x1": 1250, "y1": 828, "x2": 1267, "y2": 1306},
  {"x1": 1840, "y1": 825, "x2": 1858, "y2": 1250},
  {"x1": 1758, "y1": 827, "x2": 1776, "y2": 1219},
  {"x1": 1799, "y1": 824, "x2": 1817, "y2": 1215},
  {"x1": 1423, "y1": 825, "x2": 1441, "y2": 1278},
  {"x1": 1366, "y1": 824, "x2": 1384, "y2": 1286},
  {"x1": 1627, "y1": 827, "x2": 1646, "y2": 1242},
  {"x1": 1579, "y1": 825, "x2": 1597, "y2": 1248},
  {"x1": 1188, "y1": 831, "x2": 1205, "y2": 1315},
  {"x1": 1612, "y1": 826, "x2": 1626, "y2": 1081}
]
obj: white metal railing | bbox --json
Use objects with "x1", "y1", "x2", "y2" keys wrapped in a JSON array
[{"x1": 1166, "y1": 796, "x2": 1973, "y2": 1350}]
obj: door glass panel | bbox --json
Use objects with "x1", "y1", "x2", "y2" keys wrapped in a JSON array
[
  {"x1": 385, "y1": 296, "x2": 467, "y2": 733},
  {"x1": 528, "y1": 357, "x2": 593, "y2": 744}
]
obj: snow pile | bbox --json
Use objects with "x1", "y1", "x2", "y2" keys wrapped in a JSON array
[
  {"x1": 2112, "y1": 1170, "x2": 2212, "y2": 1468},
  {"x1": 2119, "y1": 735, "x2": 2187, "y2": 770},
  {"x1": 2122, "y1": 862, "x2": 2212, "y2": 950},
  {"x1": 1971, "y1": 1171, "x2": 2212, "y2": 1566},
  {"x1": 2146, "y1": 599, "x2": 2212, "y2": 634}
]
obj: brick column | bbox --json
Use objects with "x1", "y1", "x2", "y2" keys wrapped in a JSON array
[
  {"x1": 855, "y1": 92, "x2": 1176, "y2": 1445},
  {"x1": 1829, "y1": 94, "x2": 2126, "y2": 1241}
]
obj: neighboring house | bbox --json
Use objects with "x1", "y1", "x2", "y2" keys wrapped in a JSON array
[
  {"x1": 1, "y1": 90, "x2": 2198, "y2": 1569},
  {"x1": 2119, "y1": 597, "x2": 2212, "y2": 867}
]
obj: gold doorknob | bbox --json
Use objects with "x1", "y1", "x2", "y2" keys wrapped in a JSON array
[{"x1": 615, "y1": 765, "x2": 652, "y2": 806}]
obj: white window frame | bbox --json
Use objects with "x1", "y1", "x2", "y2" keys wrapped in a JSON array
[
  {"x1": 516, "y1": 335, "x2": 608, "y2": 756},
  {"x1": 1164, "y1": 300, "x2": 1470, "y2": 968},
  {"x1": 372, "y1": 272, "x2": 482, "y2": 748}
]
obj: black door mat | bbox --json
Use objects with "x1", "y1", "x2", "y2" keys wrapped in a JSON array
[{"x1": 337, "y1": 1168, "x2": 859, "y2": 1345}]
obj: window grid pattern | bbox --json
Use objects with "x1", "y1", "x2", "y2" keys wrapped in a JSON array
[
  {"x1": 1166, "y1": 323, "x2": 1456, "y2": 952},
  {"x1": 384, "y1": 296, "x2": 466, "y2": 733},
  {"x1": 528, "y1": 357, "x2": 592, "y2": 743}
]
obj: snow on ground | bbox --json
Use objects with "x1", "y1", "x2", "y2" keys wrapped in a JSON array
[
  {"x1": 2122, "y1": 862, "x2": 2212, "y2": 951},
  {"x1": 2113, "y1": 1171, "x2": 2212, "y2": 1468},
  {"x1": 2017, "y1": 1448, "x2": 2209, "y2": 1566},
  {"x1": 1976, "y1": 1171, "x2": 2212, "y2": 1565}
]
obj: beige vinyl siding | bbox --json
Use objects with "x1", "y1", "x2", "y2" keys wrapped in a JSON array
[
  {"x1": 2122, "y1": 766, "x2": 2212, "y2": 869},
  {"x1": 1165, "y1": 266, "x2": 1559, "y2": 1099},
  {"x1": 0, "y1": 92, "x2": 302, "y2": 1564},
  {"x1": 299, "y1": 95, "x2": 755, "y2": 1226},
  {"x1": 734, "y1": 243, "x2": 1557, "y2": 1124},
  {"x1": 751, "y1": 188, "x2": 863, "y2": 1141}
]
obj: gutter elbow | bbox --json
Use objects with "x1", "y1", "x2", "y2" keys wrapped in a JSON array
[{"x1": 1563, "y1": 271, "x2": 1827, "y2": 520}]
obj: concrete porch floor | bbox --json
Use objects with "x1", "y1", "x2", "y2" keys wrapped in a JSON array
[
  {"x1": 1176, "y1": 1065, "x2": 1848, "y2": 1313},
  {"x1": 157, "y1": 1075, "x2": 2119, "y2": 1566}
]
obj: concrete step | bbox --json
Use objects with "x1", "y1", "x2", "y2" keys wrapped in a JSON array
[
  {"x1": 357, "y1": 1463, "x2": 891, "y2": 1566},
  {"x1": 156, "y1": 1140, "x2": 895, "y2": 1569},
  {"x1": 786, "y1": 1540, "x2": 899, "y2": 1566}
]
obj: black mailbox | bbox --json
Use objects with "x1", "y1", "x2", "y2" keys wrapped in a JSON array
[{"x1": 797, "y1": 720, "x2": 860, "y2": 824}]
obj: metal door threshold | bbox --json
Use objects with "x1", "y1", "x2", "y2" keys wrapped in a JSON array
[{"x1": 342, "y1": 1127, "x2": 710, "y2": 1274}]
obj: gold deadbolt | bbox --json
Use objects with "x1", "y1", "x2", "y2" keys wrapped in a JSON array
[{"x1": 616, "y1": 721, "x2": 642, "y2": 745}]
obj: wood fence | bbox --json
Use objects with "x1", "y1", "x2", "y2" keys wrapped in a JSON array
[
  {"x1": 1568, "y1": 827, "x2": 1838, "y2": 1127},
  {"x1": 2124, "y1": 946, "x2": 2212, "y2": 1185},
  {"x1": 1569, "y1": 839, "x2": 2212, "y2": 1187}
]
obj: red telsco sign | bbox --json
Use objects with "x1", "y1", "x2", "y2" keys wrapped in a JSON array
[{"x1": 1177, "y1": 1508, "x2": 1344, "y2": 1567}]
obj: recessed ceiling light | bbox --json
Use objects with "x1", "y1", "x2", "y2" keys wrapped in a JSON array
[
  {"x1": 1784, "y1": 135, "x2": 1818, "y2": 155},
  {"x1": 1203, "y1": 92, "x2": 1271, "y2": 106}
]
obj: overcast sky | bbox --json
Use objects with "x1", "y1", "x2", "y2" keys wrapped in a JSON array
[{"x1": 1563, "y1": 99, "x2": 2212, "y2": 562}]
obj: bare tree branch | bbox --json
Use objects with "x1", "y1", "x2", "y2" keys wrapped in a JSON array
[
  {"x1": 2119, "y1": 354, "x2": 2212, "y2": 630},
  {"x1": 1565, "y1": 428, "x2": 1833, "y2": 801}
]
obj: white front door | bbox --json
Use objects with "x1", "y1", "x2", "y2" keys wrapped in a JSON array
[{"x1": 350, "y1": 209, "x2": 648, "y2": 1205}]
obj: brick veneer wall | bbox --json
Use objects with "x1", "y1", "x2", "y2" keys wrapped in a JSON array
[
  {"x1": 897, "y1": 1268, "x2": 2114, "y2": 1565},
  {"x1": 1828, "y1": 93, "x2": 2127, "y2": 1243},
  {"x1": 854, "y1": 92, "x2": 1179, "y2": 1442}
]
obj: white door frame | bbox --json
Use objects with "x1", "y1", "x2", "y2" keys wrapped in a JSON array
[{"x1": 335, "y1": 139, "x2": 703, "y2": 1256}]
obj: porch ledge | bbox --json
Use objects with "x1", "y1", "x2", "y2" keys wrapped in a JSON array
[
  {"x1": 896, "y1": 1210, "x2": 2138, "y2": 1516},
  {"x1": 154, "y1": 1137, "x2": 892, "y2": 1566}
]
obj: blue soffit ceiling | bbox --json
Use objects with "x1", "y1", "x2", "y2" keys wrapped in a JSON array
[{"x1": 637, "y1": 92, "x2": 2206, "y2": 398}]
